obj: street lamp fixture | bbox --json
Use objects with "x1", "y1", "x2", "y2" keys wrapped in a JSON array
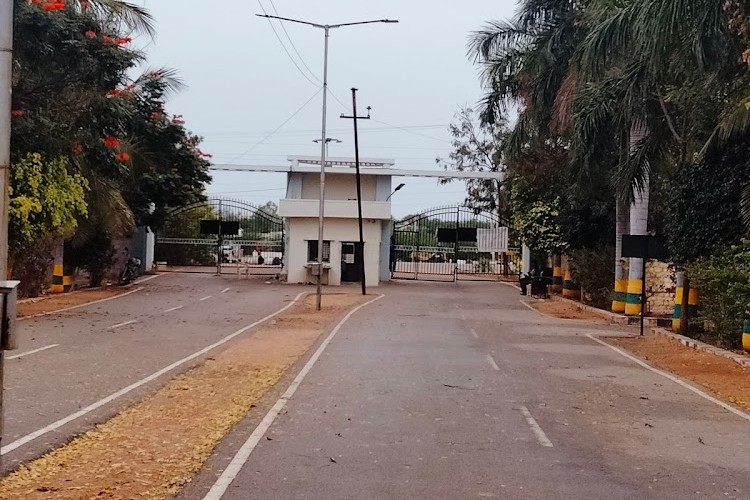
[
  {"x1": 257, "y1": 14, "x2": 398, "y2": 310},
  {"x1": 386, "y1": 183, "x2": 406, "y2": 201},
  {"x1": 313, "y1": 138, "x2": 342, "y2": 158}
]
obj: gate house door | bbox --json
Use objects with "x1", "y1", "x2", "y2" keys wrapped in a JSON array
[
  {"x1": 340, "y1": 242, "x2": 363, "y2": 283},
  {"x1": 391, "y1": 206, "x2": 520, "y2": 282}
]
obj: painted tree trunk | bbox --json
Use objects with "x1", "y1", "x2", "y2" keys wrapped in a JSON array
[
  {"x1": 612, "y1": 197, "x2": 629, "y2": 312},
  {"x1": 625, "y1": 123, "x2": 650, "y2": 316}
]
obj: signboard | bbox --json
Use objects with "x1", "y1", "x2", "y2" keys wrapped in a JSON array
[
  {"x1": 477, "y1": 227, "x2": 509, "y2": 253},
  {"x1": 436, "y1": 227, "x2": 478, "y2": 243},
  {"x1": 621, "y1": 235, "x2": 667, "y2": 260},
  {"x1": 200, "y1": 220, "x2": 240, "y2": 236}
]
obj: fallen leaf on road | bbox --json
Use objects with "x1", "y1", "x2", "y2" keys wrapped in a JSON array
[{"x1": 329, "y1": 457, "x2": 337, "y2": 463}]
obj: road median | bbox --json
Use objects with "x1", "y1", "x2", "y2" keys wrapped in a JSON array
[{"x1": 0, "y1": 292, "x2": 371, "y2": 499}]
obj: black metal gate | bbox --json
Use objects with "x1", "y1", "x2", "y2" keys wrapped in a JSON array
[
  {"x1": 155, "y1": 198, "x2": 284, "y2": 275},
  {"x1": 391, "y1": 206, "x2": 520, "y2": 282}
]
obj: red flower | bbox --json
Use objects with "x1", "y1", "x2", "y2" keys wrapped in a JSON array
[
  {"x1": 115, "y1": 37, "x2": 132, "y2": 45},
  {"x1": 126, "y1": 84, "x2": 136, "y2": 91},
  {"x1": 10, "y1": 109, "x2": 25, "y2": 117},
  {"x1": 71, "y1": 143, "x2": 83, "y2": 155},
  {"x1": 115, "y1": 153, "x2": 130, "y2": 162},
  {"x1": 104, "y1": 137, "x2": 119, "y2": 149},
  {"x1": 151, "y1": 112, "x2": 163, "y2": 120},
  {"x1": 42, "y1": 1, "x2": 65, "y2": 11},
  {"x1": 85, "y1": 30, "x2": 96, "y2": 39},
  {"x1": 171, "y1": 114, "x2": 185, "y2": 125},
  {"x1": 102, "y1": 36, "x2": 115, "y2": 44},
  {"x1": 197, "y1": 149, "x2": 213, "y2": 159},
  {"x1": 80, "y1": 1, "x2": 90, "y2": 8},
  {"x1": 107, "y1": 89, "x2": 122, "y2": 96},
  {"x1": 148, "y1": 71, "x2": 161, "y2": 78}
]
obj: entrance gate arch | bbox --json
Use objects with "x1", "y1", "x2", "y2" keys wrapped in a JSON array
[
  {"x1": 391, "y1": 206, "x2": 520, "y2": 281},
  {"x1": 155, "y1": 198, "x2": 284, "y2": 275}
]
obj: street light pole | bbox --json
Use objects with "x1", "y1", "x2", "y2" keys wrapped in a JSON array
[
  {"x1": 0, "y1": 0, "x2": 13, "y2": 464},
  {"x1": 256, "y1": 14, "x2": 397, "y2": 311}
]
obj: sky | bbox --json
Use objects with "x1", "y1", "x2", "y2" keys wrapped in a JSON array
[{"x1": 138, "y1": 0, "x2": 519, "y2": 217}]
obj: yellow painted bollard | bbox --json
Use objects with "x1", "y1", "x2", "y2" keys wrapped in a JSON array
[
  {"x1": 612, "y1": 279, "x2": 627, "y2": 314},
  {"x1": 624, "y1": 278, "x2": 643, "y2": 316},
  {"x1": 688, "y1": 288, "x2": 699, "y2": 318},
  {"x1": 562, "y1": 269, "x2": 581, "y2": 300},
  {"x1": 743, "y1": 320, "x2": 750, "y2": 353},
  {"x1": 551, "y1": 255, "x2": 563, "y2": 293},
  {"x1": 672, "y1": 273, "x2": 684, "y2": 332},
  {"x1": 51, "y1": 261, "x2": 65, "y2": 293}
]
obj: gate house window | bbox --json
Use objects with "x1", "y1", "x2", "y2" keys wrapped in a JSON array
[{"x1": 307, "y1": 240, "x2": 330, "y2": 262}]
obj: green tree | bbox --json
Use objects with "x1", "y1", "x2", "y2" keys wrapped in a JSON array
[
  {"x1": 436, "y1": 107, "x2": 507, "y2": 217},
  {"x1": 9, "y1": 153, "x2": 88, "y2": 294}
]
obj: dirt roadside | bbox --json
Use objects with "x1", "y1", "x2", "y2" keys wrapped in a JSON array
[
  {"x1": 0, "y1": 292, "x2": 370, "y2": 499},
  {"x1": 531, "y1": 299, "x2": 750, "y2": 413},
  {"x1": 18, "y1": 286, "x2": 133, "y2": 318}
]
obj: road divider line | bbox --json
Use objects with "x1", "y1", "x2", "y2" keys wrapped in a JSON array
[
  {"x1": 110, "y1": 319, "x2": 137, "y2": 330},
  {"x1": 221, "y1": 287, "x2": 231, "y2": 294},
  {"x1": 586, "y1": 333, "x2": 750, "y2": 422},
  {"x1": 132, "y1": 274, "x2": 160, "y2": 285},
  {"x1": 20, "y1": 287, "x2": 145, "y2": 321},
  {"x1": 6, "y1": 344, "x2": 59, "y2": 360},
  {"x1": 485, "y1": 354, "x2": 500, "y2": 371},
  {"x1": 0, "y1": 291, "x2": 309, "y2": 457},
  {"x1": 203, "y1": 294, "x2": 385, "y2": 500},
  {"x1": 470, "y1": 328, "x2": 479, "y2": 339},
  {"x1": 519, "y1": 406, "x2": 553, "y2": 448},
  {"x1": 199, "y1": 296, "x2": 212, "y2": 302},
  {"x1": 164, "y1": 305, "x2": 184, "y2": 313}
]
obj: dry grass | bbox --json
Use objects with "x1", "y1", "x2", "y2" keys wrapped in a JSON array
[
  {"x1": 0, "y1": 293, "x2": 367, "y2": 499},
  {"x1": 530, "y1": 299, "x2": 610, "y2": 322},
  {"x1": 18, "y1": 287, "x2": 129, "y2": 318}
]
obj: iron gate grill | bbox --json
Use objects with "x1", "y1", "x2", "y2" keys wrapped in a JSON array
[
  {"x1": 391, "y1": 206, "x2": 520, "y2": 282},
  {"x1": 155, "y1": 198, "x2": 283, "y2": 275}
]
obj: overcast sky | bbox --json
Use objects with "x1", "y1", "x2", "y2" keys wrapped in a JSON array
[{"x1": 139, "y1": 0, "x2": 518, "y2": 217}]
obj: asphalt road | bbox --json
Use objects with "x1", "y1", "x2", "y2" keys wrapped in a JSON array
[
  {"x1": 1, "y1": 273, "x2": 305, "y2": 471},
  {"x1": 184, "y1": 280, "x2": 750, "y2": 499}
]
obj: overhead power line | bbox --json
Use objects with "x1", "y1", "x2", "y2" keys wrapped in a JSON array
[
  {"x1": 227, "y1": 87, "x2": 322, "y2": 163},
  {"x1": 256, "y1": 0, "x2": 319, "y2": 87},
  {"x1": 269, "y1": 0, "x2": 321, "y2": 84}
]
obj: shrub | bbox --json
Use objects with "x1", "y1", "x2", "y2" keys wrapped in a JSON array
[
  {"x1": 568, "y1": 246, "x2": 614, "y2": 309},
  {"x1": 687, "y1": 241, "x2": 750, "y2": 349}
]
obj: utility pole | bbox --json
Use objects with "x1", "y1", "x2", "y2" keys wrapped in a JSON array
[
  {"x1": 340, "y1": 88, "x2": 370, "y2": 295},
  {"x1": 0, "y1": 0, "x2": 13, "y2": 463},
  {"x1": 256, "y1": 14, "x2": 397, "y2": 310}
]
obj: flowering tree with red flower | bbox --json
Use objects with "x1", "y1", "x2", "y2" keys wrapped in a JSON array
[{"x1": 9, "y1": 0, "x2": 209, "y2": 291}]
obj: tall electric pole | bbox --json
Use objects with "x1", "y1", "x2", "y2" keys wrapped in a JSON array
[
  {"x1": 256, "y1": 14, "x2": 397, "y2": 310},
  {"x1": 0, "y1": 0, "x2": 13, "y2": 463},
  {"x1": 340, "y1": 88, "x2": 370, "y2": 295}
]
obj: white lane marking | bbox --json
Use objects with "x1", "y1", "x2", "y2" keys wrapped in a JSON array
[
  {"x1": 470, "y1": 328, "x2": 479, "y2": 339},
  {"x1": 221, "y1": 287, "x2": 231, "y2": 294},
  {"x1": 6, "y1": 344, "x2": 59, "y2": 360},
  {"x1": 587, "y1": 334, "x2": 750, "y2": 422},
  {"x1": 1, "y1": 291, "x2": 309, "y2": 456},
  {"x1": 199, "y1": 295, "x2": 212, "y2": 302},
  {"x1": 132, "y1": 274, "x2": 161, "y2": 285},
  {"x1": 485, "y1": 354, "x2": 500, "y2": 371},
  {"x1": 20, "y1": 287, "x2": 144, "y2": 321},
  {"x1": 110, "y1": 319, "x2": 137, "y2": 329},
  {"x1": 164, "y1": 305, "x2": 184, "y2": 313},
  {"x1": 519, "y1": 406, "x2": 553, "y2": 448},
  {"x1": 203, "y1": 294, "x2": 385, "y2": 500}
]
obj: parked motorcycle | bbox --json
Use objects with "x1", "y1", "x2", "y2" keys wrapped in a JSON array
[{"x1": 119, "y1": 257, "x2": 142, "y2": 285}]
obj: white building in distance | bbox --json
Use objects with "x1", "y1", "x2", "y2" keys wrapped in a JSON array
[{"x1": 211, "y1": 156, "x2": 503, "y2": 286}]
